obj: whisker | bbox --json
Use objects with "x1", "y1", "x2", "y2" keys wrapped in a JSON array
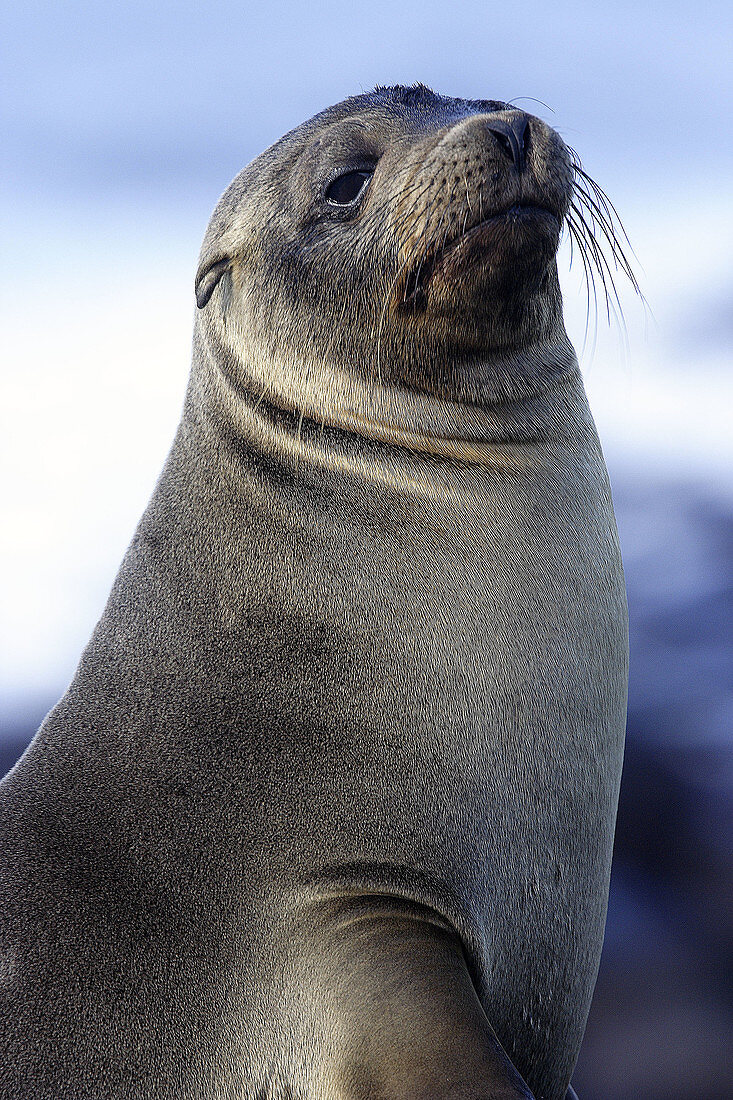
[
  {"x1": 560, "y1": 146, "x2": 643, "y2": 355},
  {"x1": 565, "y1": 212, "x2": 598, "y2": 355}
]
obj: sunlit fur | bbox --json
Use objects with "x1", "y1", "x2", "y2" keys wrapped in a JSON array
[{"x1": 0, "y1": 86, "x2": 629, "y2": 1100}]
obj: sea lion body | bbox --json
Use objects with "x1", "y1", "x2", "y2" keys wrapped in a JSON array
[{"x1": 0, "y1": 86, "x2": 628, "y2": 1100}]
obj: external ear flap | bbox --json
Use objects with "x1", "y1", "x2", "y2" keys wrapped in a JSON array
[{"x1": 195, "y1": 257, "x2": 231, "y2": 309}]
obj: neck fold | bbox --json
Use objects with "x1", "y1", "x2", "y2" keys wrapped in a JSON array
[{"x1": 189, "y1": 315, "x2": 587, "y2": 486}]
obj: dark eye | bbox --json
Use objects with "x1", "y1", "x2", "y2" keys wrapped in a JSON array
[{"x1": 325, "y1": 169, "x2": 373, "y2": 205}]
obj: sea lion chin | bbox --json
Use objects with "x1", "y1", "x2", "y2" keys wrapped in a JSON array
[
  {"x1": 418, "y1": 203, "x2": 562, "y2": 321},
  {"x1": 0, "y1": 85, "x2": 629, "y2": 1100}
]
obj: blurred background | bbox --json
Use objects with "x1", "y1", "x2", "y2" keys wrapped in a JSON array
[{"x1": 1, "y1": 2, "x2": 731, "y2": 1096}]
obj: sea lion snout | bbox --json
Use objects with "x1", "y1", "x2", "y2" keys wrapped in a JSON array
[
  {"x1": 418, "y1": 109, "x2": 573, "y2": 222},
  {"x1": 393, "y1": 109, "x2": 571, "y2": 315}
]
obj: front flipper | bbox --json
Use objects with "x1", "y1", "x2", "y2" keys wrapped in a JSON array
[{"x1": 296, "y1": 897, "x2": 534, "y2": 1099}]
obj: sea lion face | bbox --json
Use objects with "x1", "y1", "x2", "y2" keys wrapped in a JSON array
[{"x1": 196, "y1": 85, "x2": 577, "y2": 406}]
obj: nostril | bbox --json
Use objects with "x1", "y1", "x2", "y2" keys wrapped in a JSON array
[
  {"x1": 520, "y1": 120, "x2": 530, "y2": 158},
  {"x1": 487, "y1": 114, "x2": 530, "y2": 172},
  {"x1": 494, "y1": 133, "x2": 513, "y2": 161}
]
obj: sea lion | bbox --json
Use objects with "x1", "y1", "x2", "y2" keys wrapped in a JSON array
[{"x1": 0, "y1": 85, "x2": 629, "y2": 1100}]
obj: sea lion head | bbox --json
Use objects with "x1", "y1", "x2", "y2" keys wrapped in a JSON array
[{"x1": 193, "y1": 85, "x2": 624, "y2": 418}]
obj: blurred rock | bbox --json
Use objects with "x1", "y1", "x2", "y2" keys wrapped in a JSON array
[{"x1": 574, "y1": 474, "x2": 733, "y2": 1099}]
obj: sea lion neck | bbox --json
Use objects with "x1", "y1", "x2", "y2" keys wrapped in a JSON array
[{"x1": 188, "y1": 313, "x2": 585, "y2": 486}]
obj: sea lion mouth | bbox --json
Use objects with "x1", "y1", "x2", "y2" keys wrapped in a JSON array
[
  {"x1": 447, "y1": 202, "x2": 560, "y2": 246},
  {"x1": 399, "y1": 202, "x2": 561, "y2": 308}
]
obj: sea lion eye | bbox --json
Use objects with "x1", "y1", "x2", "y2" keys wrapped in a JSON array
[{"x1": 326, "y1": 169, "x2": 373, "y2": 205}]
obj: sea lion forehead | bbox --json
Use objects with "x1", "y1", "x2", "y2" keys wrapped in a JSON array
[
  {"x1": 324, "y1": 83, "x2": 510, "y2": 123},
  {"x1": 296, "y1": 84, "x2": 512, "y2": 150}
]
